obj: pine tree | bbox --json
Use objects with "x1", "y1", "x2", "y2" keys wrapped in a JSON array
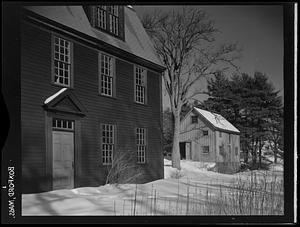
[{"x1": 201, "y1": 71, "x2": 283, "y2": 168}]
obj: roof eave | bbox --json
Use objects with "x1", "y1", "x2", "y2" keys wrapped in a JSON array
[{"x1": 22, "y1": 7, "x2": 166, "y2": 73}]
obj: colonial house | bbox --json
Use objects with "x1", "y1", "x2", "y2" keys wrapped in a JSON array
[
  {"x1": 21, "y1": 5, "x2": 165, "y2": 193},
  {"x1": 179, "y1": 107, "x2": 240, "y2": 173}
]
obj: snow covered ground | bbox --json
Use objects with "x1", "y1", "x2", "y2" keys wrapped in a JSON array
[{"x1": 22, "y1": 157, "x2": 283, "y2": 216}]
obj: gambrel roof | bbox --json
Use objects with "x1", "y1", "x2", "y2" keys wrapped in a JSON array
[
  {"x1": 193, "y1": 107, "x2": 240, "y2": 134},
  {"x1": 23, "y1": 5, "x2": 164, "y2": 70}
]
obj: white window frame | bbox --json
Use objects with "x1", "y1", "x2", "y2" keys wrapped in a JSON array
[
  {"x1": 101, "y1": 124, "x2": 115, "y2": 165},
  {"x1": 99, "y1": 52, "x2": 115, "y2": 97},
  {"x1": 52, "y1": 118, "x2": 74, "y2": 131},
  {"x1": 95, "y1": 6, "x2": 107, "y2": 30},
  {"x1": 134, "y1": 65, "x2": 147, "y2": 104},
  {"x1": 94, "y1": 6, "x2": 119, "y2": 36},
  {"x1": 53, "y1": 36, "x2": 72, "y2": 87},
  {"x1": 108, "y1": 6, "x2": 119, "y2": 35},
  {"x1": 136, "y1": 128, "x2": 146, "y2": 163}
]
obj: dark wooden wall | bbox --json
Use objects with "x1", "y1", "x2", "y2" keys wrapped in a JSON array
[{"x1": 21, "y1": 21, "x2": 163, "y2": 193}]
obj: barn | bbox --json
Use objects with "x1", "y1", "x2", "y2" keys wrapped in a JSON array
[
  {"x1": 179, "y1": 107, "x2": 241, "y2": 173},
  {"x1": 20, "y1": 5, "x2": 165, "y2": 193}
]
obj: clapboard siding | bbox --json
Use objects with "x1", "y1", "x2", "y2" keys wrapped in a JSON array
[
  {"x1": 21, "y1": 21, "x2": 163, "y2": 193},
  {"x1": 180, "y1": 109, "x2": 240, "y2": 173}
]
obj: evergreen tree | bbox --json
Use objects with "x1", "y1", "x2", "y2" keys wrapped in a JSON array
[{"x1": 201, "y1": 71, "x2": 283, "y2": 168}]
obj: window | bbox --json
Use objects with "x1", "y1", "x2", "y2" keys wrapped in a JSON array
[
  {"x1": 203, "y1": 130, "x2": 208, "y2": 136},
  {"x1": 94, "y1": 6, "x2": 120, "y2": 36},
  {"x1": 53, "y1": 36, "x2": 72, "y2": 87},
  {"x1": 202, "y1": 146, "x2": 209, "y2": 154},
  {"x1": 228, "y1": 145, "x2": 231, "y2": 154},
  {"x1": 235, "y1": 147, "x2": 239, "y2": 156},
  {"x1": 219, "y1": 145, "x2": 225, "y2": 155},
  {"x1": 99, "y1": 53, "x2": 115, "y2": 97},
  {"x1": 52, "y1": 118, "x2": 74, "y2": 131},
  {"x1": 95, "y1": 6, "x2": 107, "y2": 30},
  {"x1": 134, "y1": 65, "x2": 147, "y2": 104},
  {"x1": 101, "y1": 124, "x2": 115, "y2": 165},
  {"x1": 191, "y1": 116, "x2": 198, "y2": 124},
  {"x1": 136, "y1": 128, "x2": 146, "y2": 163},
  {"x1": 108, "y1": 6, "x2": 119, "y2": 35},
  {"x1": 228, "y1": 134, "x2": 231, "y2": 143},
  {"x1": 219, "y1": 131, "x2": 222, "y2": 137}
]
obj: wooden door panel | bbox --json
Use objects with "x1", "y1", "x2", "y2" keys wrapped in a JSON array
[{"x1": 52, "y1": 131, "x2": 74, "y2": 190}]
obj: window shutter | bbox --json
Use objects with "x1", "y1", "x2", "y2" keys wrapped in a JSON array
[{"x1": 118, "y1": 6, "x2": 125, "y2": 40}]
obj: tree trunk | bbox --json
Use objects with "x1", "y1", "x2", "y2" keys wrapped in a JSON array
[
  {"x1": 274, "y1": 144, "x2": 278, "y2": 164},
  {"x1": 252, "y1": 138, "x2": 257, "y2": 165},
  {"x1": 258, "y1": 141, "x2": 263, "y2": 169},
  {"x1": 243, "y1": 137, "x2": 249, "y2": 164},
  {"x1": 171, "y1": 110, "x2": 181, "y2": 170}
]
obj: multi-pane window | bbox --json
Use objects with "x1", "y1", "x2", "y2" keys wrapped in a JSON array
[
  {"x1": 94, "y1": 6, "x2": 119, "y2": 36},
  {"x1": 52, "y1": 118, "x2": 74, "y2": 131},
  {"x1": 108, "y1": 6, "x2": 119, "y2": 35},
  {"x1": 203, "y1": 130, "x2": 208, "y2": 136},
  {"x1": 136, "y1": 128, "x2": 146, "y2": 163},
  {"x1": 95, "y1": 6, "x2": 107, "y2": 29},
  {"x1": 202, "y1": 146, "x2": 209, "y2": 154},
  {"x1": 100, "y1": 53, "x2": 114, "y2": 96},
  {"x1": 219, "y1": 131, "x2": 222, "y2": 137},
  {"x1": 53, "y1": 36, "x2": 71, "y2": 87},
  {"x1": 101, "y1": 124, "x2": 114, "y2": 165},
  {"x1": 191, "y1": 116, "x2": 198, "y2": 124},
  {"x1": 135, "y1": 66, "x2": 147, "y2": 104}
]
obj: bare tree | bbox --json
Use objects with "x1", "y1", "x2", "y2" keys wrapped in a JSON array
[
  {"x1": 266, "y1": 118, "x2": 283, "y2": 164},
  {"x1": 142, "y1": 7, "x2": 240, "y2": 169}
]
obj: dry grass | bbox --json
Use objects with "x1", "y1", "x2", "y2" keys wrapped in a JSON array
[{"x1": 111, "y1": 171, "x2": 283, "y2": 215}]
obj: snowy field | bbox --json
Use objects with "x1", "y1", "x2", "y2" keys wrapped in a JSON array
[{"x1": 22, "y1": 156, "x2": 283, "y2": 216}]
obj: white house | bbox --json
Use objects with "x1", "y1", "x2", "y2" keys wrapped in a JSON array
[{"x1": 179, "y1": 107, "x2": 240, "y2": 173}]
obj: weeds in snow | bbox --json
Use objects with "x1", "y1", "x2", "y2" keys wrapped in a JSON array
[{"x1": 111, "y1": 171, "x2": 283, "y2": 215}]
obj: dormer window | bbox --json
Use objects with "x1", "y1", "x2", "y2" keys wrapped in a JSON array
[
  {"x1": 84, "y1": 5, "x2": 124, "y2": 40},
  {"x1": 95, "y1": 6, "x2": 107, "y2": 30}
]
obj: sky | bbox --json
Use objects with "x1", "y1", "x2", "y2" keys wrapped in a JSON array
[{"x1": 133, "y1": 5, "x2": 284, "y2": 109}]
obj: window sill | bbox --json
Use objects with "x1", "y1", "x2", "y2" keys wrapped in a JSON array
[
  {"x1": 98, "y1": 93, "x2": 117, "y2": 100},
  {"x1": 134, "y1": 101, "x2": 149, "y2": 107},
  {"x1": 102, "y1": 163, "x2": 112, "y2": 166},
  {"x1": 137, "y1": 162, "x2": 146, "y2": 165},
  {"x1": 51, "y1": 83, "x2": 74, "y2": 90}
]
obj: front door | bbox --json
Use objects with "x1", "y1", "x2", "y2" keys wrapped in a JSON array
[
  {"x1": 52, "y1": 131, "x2": 74, "y2": 190},
  {"x1": 186, "y1": 142, "x2": 191, "y2": 160}
]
